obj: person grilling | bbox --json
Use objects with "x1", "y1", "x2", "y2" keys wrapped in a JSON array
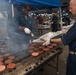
[
  {"x1": 42, "y1": 0, "x2": 76, "y2": 75},
  {"x1": 17, "y1": 4, "x2": 34, "y2": 50}
]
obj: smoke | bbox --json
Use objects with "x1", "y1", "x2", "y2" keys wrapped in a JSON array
[
  {"x1": 0, "y1": 0, "x2": 29, "y2": 54},
  {"x1": 0, "y1": 0, "x2": 9, "y2": 38},
  {"x1": 0, "y1": 0, "x2": 39, "y2": 55}
]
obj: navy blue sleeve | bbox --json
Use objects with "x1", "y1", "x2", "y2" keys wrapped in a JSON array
[
  {"x1": 17, "y1": 15, "x2": 22, "y2": 26},
  {"x1": 61, "y1": 22, "x2": 76, "y2": 45}
]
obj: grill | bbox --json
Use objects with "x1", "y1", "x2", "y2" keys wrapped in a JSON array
[{"x1": 0, "y1": 39, "x2": 62, "y2": 75}]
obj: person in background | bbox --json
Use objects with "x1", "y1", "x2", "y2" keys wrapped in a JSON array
[
  {"x1": 37, "y1": 15, "x2": 44, "y2": 25},
  {"x1": 67, "y1": 16, "x2": 71, "y2": 25},
  {"x1": 62, "y1": 15, "x2": 71, "y2": 25},
  {"x1": 51, "y1": 12, "x2": 59, "y2": 32},
  {"x1": 43, "y1": 0, "x2": 76, "y2": 75},
  {"x1": 17, "y1": 4, "x2": 34, "y2": 49}
]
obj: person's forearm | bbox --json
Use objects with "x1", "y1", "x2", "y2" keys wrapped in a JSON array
[
  {"x1": 51, "y1": 38, "x2": 62, "y2": 44},
  {"x1": 19, "y1": 26, "x2": 25, "y2": 30}
]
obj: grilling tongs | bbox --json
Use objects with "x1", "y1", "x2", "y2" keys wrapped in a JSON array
[{"x1": 31, "y1": 33, "x2": 46, "y2": 42}]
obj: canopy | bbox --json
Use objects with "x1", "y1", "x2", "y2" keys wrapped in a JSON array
[
  {"x1": 11, "y1": 0, "x2": 61, "y2": 7},
  {"x1": 11, "y1": 0, "x2": 63, "y2": 31}
]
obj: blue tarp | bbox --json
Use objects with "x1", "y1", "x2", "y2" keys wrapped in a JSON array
[{"x1": 11, "y1": 0, "x2": 61, "y2": 7}]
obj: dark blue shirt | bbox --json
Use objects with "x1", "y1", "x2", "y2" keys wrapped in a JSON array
[
  {"x1": 61, "y1": 21, "x2": 76, "y2": 51},
  {"x1": 18, "y1": 12, "x2": 33, "y2": 32},
  {"x1": 17, "y1": 12, "x2": 34, "y2": 44}
]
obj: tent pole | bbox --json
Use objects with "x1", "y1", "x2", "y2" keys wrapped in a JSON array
[
  {"x1": 59, "y1": 7, "x2": 63, "y2": 30},
  {"x1": 11, "y1": 4, "x2": 14, "y2": 17}
]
